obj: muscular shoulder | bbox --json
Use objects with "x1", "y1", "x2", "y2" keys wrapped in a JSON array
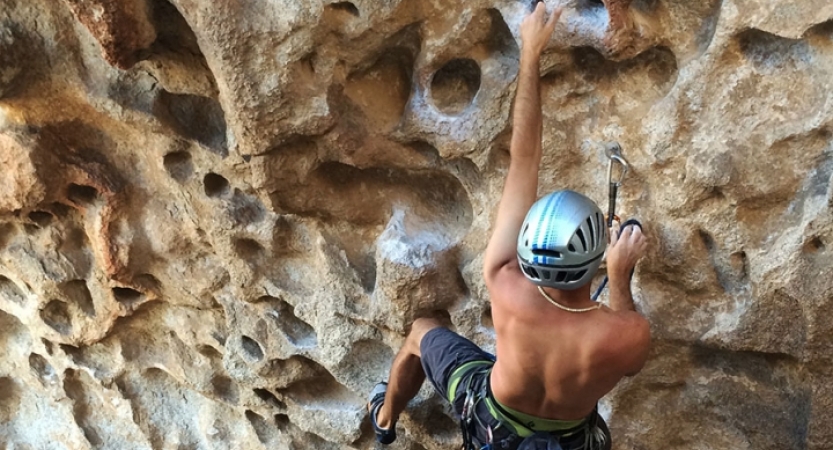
[
  {"x1": 598, "y1": 310, "x2": 651, "y2": 376},
  {"x1": 484, "y1": 261, "x2": 528, "y2": 303},
  {"x1": 484, "y1": 262, "x2": 548, "y2": 324}
]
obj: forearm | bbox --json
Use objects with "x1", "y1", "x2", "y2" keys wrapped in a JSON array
[
  {"x1": 608, "y1": 274, "x2": 636, "y2": 312},
  {"x1": 509, "y1": 50, "x2": 543, "y2": 162}
]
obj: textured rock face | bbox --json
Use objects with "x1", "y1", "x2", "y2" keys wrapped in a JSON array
[{"x1": 0, "y1": 0, "x2": 832, "y2": 448}]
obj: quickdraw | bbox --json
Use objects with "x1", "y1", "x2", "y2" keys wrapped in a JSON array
[
  {"x1": 459, "y1": 364, "x2": 497, "y2": 450},
  {"x1": 592, "y1": 142, "x2": 630, "y2": 302}
]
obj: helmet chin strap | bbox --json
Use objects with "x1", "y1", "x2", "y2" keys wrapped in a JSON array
[{"x1": 538, "y1": 286, "x2": 601, "y2": 313}]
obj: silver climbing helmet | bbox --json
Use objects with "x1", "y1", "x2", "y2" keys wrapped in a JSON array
[{"x1": 516, "y1": 190, "x2": 607, "y2": 290}]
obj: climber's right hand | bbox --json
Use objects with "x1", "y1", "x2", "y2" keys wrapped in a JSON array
[
  {"x1": 607, "y1": 224, "x2": 646, "y2": 281},
  {"x1": 520, "y1": 2, "x2": 562, "y2": 57}
]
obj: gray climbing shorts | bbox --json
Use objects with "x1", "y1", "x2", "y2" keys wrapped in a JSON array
[{"x1": 420, "y1": 327, "x2": 496, "y2": 401}]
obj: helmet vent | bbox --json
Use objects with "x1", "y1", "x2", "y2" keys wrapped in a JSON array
[
  {"x1": 586, "y1": 218, "x2": 596, "y2": 249},
  {"x1": 555, "y1": 271, "x2": 568, "y2": 283},
  {"x1": 532, "y1": 249, "x2": 562, "y2": 259},
  {"x1": 571, "y1": 270, "x2": 587, "y2": 282},
  {"x1": 523, "y1": 266, "x2": 540, "y2": 279},
  {"x1": 576, "y1": 228, "x2": 588, "y2": 252},
  {"x1": 568, "y1": 243, "x2": 576, "y2": 252},
  {"x1": 596, "y1": 213, "x2": 604, "y2": 242}
]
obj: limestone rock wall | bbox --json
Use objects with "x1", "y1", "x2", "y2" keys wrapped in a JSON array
[{"x1": 0, "y1": 0, "x2": 831, "y2": 448}]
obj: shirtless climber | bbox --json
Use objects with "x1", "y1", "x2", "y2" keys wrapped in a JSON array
[{"x1": 366, "y1": 4, "x2": 651, "y2": 449}]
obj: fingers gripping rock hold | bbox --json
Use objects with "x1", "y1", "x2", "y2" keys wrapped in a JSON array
[
  {"x1": 520, "y1": 2, "x2": 564, "y2": 56},
  {"x1": 608, "y1": 219, "x2": 646, "y2": 279}
]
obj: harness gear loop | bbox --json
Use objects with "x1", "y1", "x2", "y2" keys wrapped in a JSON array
[{"x1": 458, "y1": 364, "x2": 496, "y2": 450}]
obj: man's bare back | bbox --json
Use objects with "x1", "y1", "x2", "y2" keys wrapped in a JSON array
[{"x1": 488, "y1": 253, "x2": 650, "y2": 421}]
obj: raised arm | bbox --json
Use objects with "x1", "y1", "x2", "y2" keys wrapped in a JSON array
[{"x1": 484, "y1": 4, "x2": 562, "y2": 283}]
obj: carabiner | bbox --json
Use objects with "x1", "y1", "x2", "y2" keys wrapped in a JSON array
[
  {"x1": 604, "y1": 142, "x2": 629, "y2": 227},
  {"x1": 606, "y1": 142, "x2": 629, "y2": 188},
  {"x1": 463, "y1": 389, "x2": 476, "y2": 424}
]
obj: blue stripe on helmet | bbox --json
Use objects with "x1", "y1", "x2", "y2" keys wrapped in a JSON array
[
  {"x1": 531, "y1": 194, "x2": 553, "y2": 254},
  {"x1": 533, "y1": 191, "x2": 565, "y2": 265}
]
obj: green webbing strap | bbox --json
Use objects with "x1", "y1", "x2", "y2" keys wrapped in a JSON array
[
  {"x1": 447, "y1": 360, "x2": 492, "y2": 403},
  {"x1": 484, "y1": 396, "x2": 586, "y2": 438}
]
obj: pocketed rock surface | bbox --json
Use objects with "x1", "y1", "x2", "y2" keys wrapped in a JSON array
[{"x1": 0, "y1": 0, "x2": 832, "y2": 449}]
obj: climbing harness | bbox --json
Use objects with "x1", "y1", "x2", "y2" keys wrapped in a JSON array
[
  {"x1": 455, "y1": 362, "x2": 608, "y2": 450},
  {"x1": 591, "y1": 142, "x2": 630, "y2": 302}
]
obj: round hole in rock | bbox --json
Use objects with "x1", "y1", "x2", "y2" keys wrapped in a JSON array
[
  {"x1": 155, "y1": 91, "x2": 228, "y2": 157},
  {"x1": 40, "y1": 300, "x2": 72, "y2": 335},
  {"x1": 67, "y1": 184, "x2": 99, "y2": 205},
  {"x1": 211, "y1": 374, "x2": 239, "y2": 403},
  {"x1": 28, "y1": 353, "x2": 55, "y2": 383},
  {"x1": 253, "y1": 388, "x2": 284, "y2": 408},
  {"x1": 163, "y1": 151, "x2": 194, "y2": 182},
  {"x1": 430, "y1": 58, "x2": 481, "y2": 116},
  {"x1": 0, "y1": 275, "x2": 26, "y2": 305},
  {"x1": 233, "y1": 238, "x2": 264, "y2": 260},
  {"x1": 112, "y1": 287, "x2": 144, "y2": 305},
  {"x1": 204, "y1": 173, "x2": 230, "y2": 198},
  {"x1": 328, "y1": 1, "x2": 359, "y2": 16},
  {"x1": 28, "y1": 211, "x2": 54, "y2": 226},
  {"x1": 41, "y1": 339, "x2": 55, "y2": 356},
  {"x1": 245, "y1": 410, "x2": 273, "y2": 445},
  {"x1": 274, "y1": 413, "x2": 290, "y2": 429},
  {"x1": 241, "y1": 335, "x2": 264, "y2": 362},
  {"x1": 804, "y1": 236, "x2": 825, "y2": 253}
]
